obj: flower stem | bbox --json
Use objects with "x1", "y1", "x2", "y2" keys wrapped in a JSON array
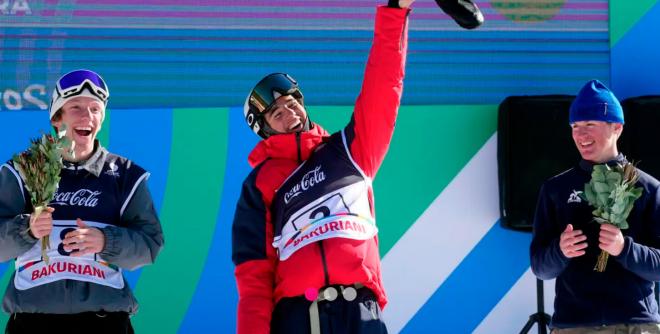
[
  {"x1": 31, "y1": 206, "x2": 50, "y2": 264},
  {"x1": 594, "y1": 250, "x2": 609, "y2": 272}
]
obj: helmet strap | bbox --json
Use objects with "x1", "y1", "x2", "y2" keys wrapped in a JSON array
[
  {"x1": 302, "y1": 116, "x2": 311, "y2": 132},
  {"x1": 258, "y1": 118, "x2": 281, "y2": 139}
]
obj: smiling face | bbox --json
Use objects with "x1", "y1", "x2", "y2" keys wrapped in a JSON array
[
  {"x1": 571, "y1": 120, "x2": 622, "y2": 163},
  {"x1": 263, "y1": 95, "x2": 307, "y2": 135},
  {"x1": 51, "y1": 96, "x2": 105, "y2": 161}
]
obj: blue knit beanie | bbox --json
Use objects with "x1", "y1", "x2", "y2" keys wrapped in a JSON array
[{"x1": 569, "y1": 79, "x2": 624, "y2": 124}]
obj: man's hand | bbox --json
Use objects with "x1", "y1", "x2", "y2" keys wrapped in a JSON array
[
  {"x1": 559, "y1": 224, "x2": 588, "y2": 258},
  {"x1": 29, "y1": 207, "x2": 54, "y2": 239},
  {"x1": 599, "y1": 223, "x2": 625, "y2": 256},
  {"x1": 388, "y1": 0, "x2": 415, "y2": 8},
  {"x1": 63, "y1": 219, "x2": 106, "y2": 257}
]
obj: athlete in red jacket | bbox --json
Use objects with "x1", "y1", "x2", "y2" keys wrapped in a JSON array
[{"x1": 232, "y1": 1, "x2": 483, "y2": 333}]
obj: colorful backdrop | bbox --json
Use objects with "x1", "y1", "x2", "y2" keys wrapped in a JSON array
[{"x1": 1, "y1": 1, "x2": 659, "y2": 333}]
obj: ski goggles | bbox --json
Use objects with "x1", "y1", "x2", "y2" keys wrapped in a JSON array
[
  {"x1": 248, "y1": 73, "x2": 302, "y2": 114},
  {"x1": 55, "y1": 69, "x2": 109, "y2": 102},
  {"x1": 50, "y1": 69, "x2": 110, "y2": 119}
]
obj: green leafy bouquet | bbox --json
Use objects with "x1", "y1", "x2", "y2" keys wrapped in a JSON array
[
  {"x1": 12, "y1": 132, "x2": 73, "y2": 264},
  {"x1": 581, "y1": 163, "x2": 643, "y2": 272}
]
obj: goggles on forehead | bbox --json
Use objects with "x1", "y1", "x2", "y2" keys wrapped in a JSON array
[
  {"x1": 55, "y1": 69, "x2": 109, "y2": 102},
  {"x1": 50, "y1": 69, "x2": 110, "y2": 119}
]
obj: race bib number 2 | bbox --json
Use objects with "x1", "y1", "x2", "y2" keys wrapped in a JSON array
[{"x1": 273, "y1": 185, "x2": 378, "y2": 261}]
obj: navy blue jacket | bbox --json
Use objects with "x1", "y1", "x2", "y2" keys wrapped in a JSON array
[
  {"x1": 531, "y1": 155, "x2": 660, "y2": 328},
  {"x1": 0, "y1": 143, "x2": 164, "y2": 314}
]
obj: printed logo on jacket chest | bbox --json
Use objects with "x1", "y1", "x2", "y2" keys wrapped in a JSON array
[
  {"x1": 567, "y1": 190, "x2": 583, "y2": 204},
  {"x1": 104, "y1": 162, "x2": 120, "y2": 177},
  {"x1": 284, "y1": 165, "x2": 326, "y2": 204},
  {"x1": 51, "y1": 189, "x2": 102, "y2": 207}
]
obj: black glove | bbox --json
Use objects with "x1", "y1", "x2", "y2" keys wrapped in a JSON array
[{"x1": 435, "y1": 0, "x2": 484, "y2": 29}]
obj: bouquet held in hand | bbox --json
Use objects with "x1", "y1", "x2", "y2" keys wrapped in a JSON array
[
  {"x1": 581, "y1": 163, "x2": 643, "y2": 272},
  {"x1": 12, "y1": 132, "x2": 73, "y2": 264}
]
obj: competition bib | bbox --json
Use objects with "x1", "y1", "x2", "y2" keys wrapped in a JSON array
[
  {"x1": 14, "y1": 220, "x2": 124, "y2": 290},
  {"x1": 273, "y1": 183, "x2": 378, "y2": 261}
]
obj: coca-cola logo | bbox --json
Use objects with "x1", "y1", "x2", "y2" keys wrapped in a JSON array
[
  {"x1": 52, "y1": 189, "x2": 102, "y2": 207},
  {"x1": 284, "y1": 166, "x2": 326, "y2": 204}
]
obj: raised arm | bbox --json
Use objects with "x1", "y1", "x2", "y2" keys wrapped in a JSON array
[{"x1": 344, "y1": 6, "x2": 410, "y2": 179}]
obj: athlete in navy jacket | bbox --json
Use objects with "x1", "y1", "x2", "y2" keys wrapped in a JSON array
[{"x1": 531, "y1": 80, "x2": 660, "y2": 332}]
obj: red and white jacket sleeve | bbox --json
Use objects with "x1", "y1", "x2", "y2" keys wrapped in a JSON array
[{"x1": 345, "y1": 5, "x2": 410, "y2": 179}]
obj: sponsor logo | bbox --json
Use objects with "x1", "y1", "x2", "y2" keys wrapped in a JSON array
[
  {"x1": 274, "y1": 213, "x2": 378, "y2": 261},
  {"x1": 567, "y1": 190, "x2": 583, "y2": 204},
  {"x1": 52, "y1": 189, "x2": 101, "y2": 207},
  {"x1": 284, "y1": 166, "x2": 326, "y2": 204},
  {"x1": 105, "y1": 162, "x2": 120, "y2": 177},
  {"x1": 31, "y1": 261, "x2": 106, "y2": 281},
  {"x1": 285, "y1": 218, "x2": 368, "y2": 249}
]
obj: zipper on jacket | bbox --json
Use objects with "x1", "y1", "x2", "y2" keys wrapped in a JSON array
[
  {"x1": 318, "y1": 241, "x2": 330, "y2": 286},
  {"x1": 296, "y1": 132, "x2": 302, "y2": 164}
]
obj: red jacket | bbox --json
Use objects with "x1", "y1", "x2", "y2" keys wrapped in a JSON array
[{"x1": 232, "y1": 6, "x2": 409, "y2": 334}]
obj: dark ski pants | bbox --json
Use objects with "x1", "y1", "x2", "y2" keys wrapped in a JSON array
[{"x1": 5, "y1": 311, "x2": 134, "y2": 334}]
